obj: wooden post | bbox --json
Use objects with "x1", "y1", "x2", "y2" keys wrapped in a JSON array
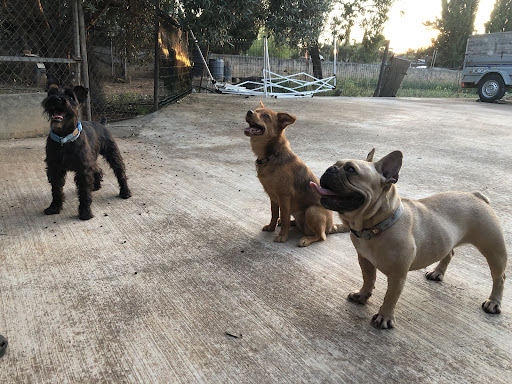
[{"x1": 374, "y1": 40, "x2": 390, "y2": 97}]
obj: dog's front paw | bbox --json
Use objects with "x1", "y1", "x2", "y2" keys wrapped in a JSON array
[
  {"x1": 425, "y1": 269, "x2": 444, "y2": 281},
  {"x1": 482, "y1": 299, "x2": 501, "y2": 314},
  {"x1": 274, "y1": 234, "x2": 288, "y2": 243},
  {"x1": 262, "y1": 224, "x2": 276, "y2": 232},
  {"x1": 119, "y1": 187, "x2": 132, "y2": 199},
  {"x1": 371, "y1": 313, "x2": 395, "y2": 329},
  {"x1": 347, "y1": 290, "x2": 371, "y2": 305},
  {"x1": 44, "y1": 204, "x2": 62, "y2": 215},
  {"x1": 79, "y1": 208, "x2": 94, "y2": 220}
]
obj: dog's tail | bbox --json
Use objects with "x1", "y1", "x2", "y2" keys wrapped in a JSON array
[
  {"x1": 329, "y1": 224, "x2": 350, "y2": 234},
  {"x1": 100, "y1": 116, "x2": 107, "y2": 126},
  {"x1": 473, "y1": 191, "x2": 490, "y2": 204}
]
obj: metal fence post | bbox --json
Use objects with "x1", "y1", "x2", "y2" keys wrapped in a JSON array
[
  {"x1": 72, "y1": 0, "x2": 81, "y2": 86},
  {"x1": 154, "y1": 0, "x2": 160, "y2": 112}
]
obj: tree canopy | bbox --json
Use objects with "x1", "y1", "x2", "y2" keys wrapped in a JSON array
[
  {"x1": 424, "y1": 0, "x2": 479, "y2": 69},
  {"x1": 485, "y1": 0, "x2": 512, "y2": 32}
]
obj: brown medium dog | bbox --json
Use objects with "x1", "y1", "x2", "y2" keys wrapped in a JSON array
[
  {"x1": 244, "y1": 103, "x2": 348, "y2": 246},
  {"x1": 312, "y1": 149, "x2": 508, "y2": 329}
]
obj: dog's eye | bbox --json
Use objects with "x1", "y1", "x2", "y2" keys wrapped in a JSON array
[
  {"x1": 263, "y1": 113, "x2": 270, "y2": 120},
  {"x1": 344, "y1": 165, "x2": 357, "y2": 175}
]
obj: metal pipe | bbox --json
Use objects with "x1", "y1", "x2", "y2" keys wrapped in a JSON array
[
  {"x1": 0, "y1": 56, "x2": 76, "y2": 63},
  {"x1": 72, "y1": 0, "x2": 81, "y2": 86},
  {"x1": 263, "y1": 36, "x2": 268, "y2": 97},
  {"x1": 153, "y1": 0, "x2": 160, "y2": 112},
  {"x1": 333, "y1": 35, "x2": 337, "y2": 88},
  {"x1": 189, "y1": 29, "x2": 217, "y2": 89}
]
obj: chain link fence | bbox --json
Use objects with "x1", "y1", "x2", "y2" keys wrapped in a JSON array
[
  {"x1": 191, "y1": 36, "x2": 466, "y2": 98},
  {"x1": 0, "y1": 0, "x2": 79, "y2": 93},
  {"x1": 0, "y1": 0, "x2": 192, "y2": 123}
]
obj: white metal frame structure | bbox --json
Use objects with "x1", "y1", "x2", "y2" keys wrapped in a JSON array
[{"x1": 217, "y1": 37, "x2": 336, "y2": 98}]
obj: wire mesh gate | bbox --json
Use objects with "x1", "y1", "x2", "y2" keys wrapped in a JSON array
[{"x1": 0, "y1": 0, "x2": 192, "y2": 123}]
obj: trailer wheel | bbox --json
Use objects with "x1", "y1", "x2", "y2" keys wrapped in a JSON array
[{"x1": 478, "y1": 74, "x2": 505, "y2": 102}]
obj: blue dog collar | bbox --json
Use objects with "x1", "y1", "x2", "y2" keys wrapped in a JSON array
[{"x1": 50, "y1": 122, "x2": 82, "y2": 145}]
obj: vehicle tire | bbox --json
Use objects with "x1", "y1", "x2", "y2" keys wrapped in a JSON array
[{"x1": 478, "y1": 74, "x2": 505, "y2": 102}]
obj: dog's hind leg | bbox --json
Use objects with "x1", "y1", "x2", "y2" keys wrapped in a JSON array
[
  {"x1": 298, "y1": 206, "x2": 327, "y2": 247},
  {"x1": 75, "y1": 169, "x2": 94, "y2": 220},
  {"x1": 93, "y1": 166, "x2": 103, "y2": 191},
  {"x1": 102, "y1": 140, "x2": 131, "y2": 199},
  {"x1": 475, "y1": 233, "x2": 507, "y2": 314},
  {"x1": 425, "y1": 250, "x2": 454, "y2": 281},
  {"x1": 45, "y1": 167, "x2": 66, "y2": 215}
]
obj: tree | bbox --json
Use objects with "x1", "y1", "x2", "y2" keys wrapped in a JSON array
[
  {"x1": 330, "y1": 0, "x2": 395, "y2": 63},
  {"x1": 485, "y1": 0, "x2": 512, "y2": 32},
  {"x1": 175, "y1": 0, "x2": 266, "y2": 48},
  {"x1": 266, "y1": 0, "x2": 333, "y2": 79},
  {"x1": 424, "y1": 0, "x2": 479, "y2": 69}
]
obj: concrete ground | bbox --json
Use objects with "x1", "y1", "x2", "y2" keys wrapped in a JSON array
[{"x1": 0, "y1": 94, "x2": 511, "y2": 383}]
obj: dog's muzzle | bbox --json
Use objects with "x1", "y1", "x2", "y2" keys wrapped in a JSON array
[{"x1": 316, "y1": 167, "x2": 365, "y2": 213}]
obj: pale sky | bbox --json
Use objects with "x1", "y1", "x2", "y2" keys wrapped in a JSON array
[
  {"x1": 325, "y1": 0, "x2": 497, "y2": 53},
  {"x1": 384, "y1": 0, "x2": 495, "y2": 52}
]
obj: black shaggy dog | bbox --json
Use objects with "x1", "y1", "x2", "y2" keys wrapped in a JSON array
[{"x1": 42, "y1": 84, "x2": 131, "y2": 220}]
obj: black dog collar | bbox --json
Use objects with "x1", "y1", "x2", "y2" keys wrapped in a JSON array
[
  {"x1": 351, "y1": 203, "x2": 404, "y2": 240},
  {"x1": 256, "y1": 152, "x2": 279, "y2": 165}
]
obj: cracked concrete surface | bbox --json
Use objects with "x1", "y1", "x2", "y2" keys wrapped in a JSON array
[{"x1": 0, "y1": 94, "x2": 511, "y2": 383}]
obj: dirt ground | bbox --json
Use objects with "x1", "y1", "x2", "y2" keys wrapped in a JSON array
[{"x1": 0, "y1": 94, "x2": 511, "y2": 383}]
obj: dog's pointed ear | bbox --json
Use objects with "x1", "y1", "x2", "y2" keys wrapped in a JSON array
[
  {"x1": 366, "y1": 148, "x2": 376, "y2": 162},
  {"x1": 375, "y1": 151, "x2": 402, "y2": 185},
  {"x1": 73, "y1": 86, "x2": 89, "y2": 104},
  {"x1": 47, "y1": 84, "x2": 59, "y2": 95},
  {"x1": 277, "y1": 112, "x2": 296, "y2": 130}
]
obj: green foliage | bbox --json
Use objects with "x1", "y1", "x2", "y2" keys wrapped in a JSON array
[
  {"x1": 323, "y1": 76, "x2": 475, "y2": 98},
  {"x1": 424, "y1": 0, "x2": 479, "y2": 69},
  {"x1": 336, "y1": 78, "x2": 377, "y2": 96},
  {"x1": 330, "y1": 0, "x2": 395, "y2": 44},
  {"x1": 485, "y1": 0, "x2": 512, "y2": 32},
  {"x1": 244, "y1": 36, "x2": 301, "y2": 59},
  {"x1": 176, "y1": 0, "x2": 266, "y2": 46},
  {"x1": 337, "y1": 35, "x2": 387, "y2": 63},
  {"x1": 266, "y1": 0, "x2": 333, "y2": 48},
  {"x1": 400, "y1": 47, "x2": 436, "y2": 60}
]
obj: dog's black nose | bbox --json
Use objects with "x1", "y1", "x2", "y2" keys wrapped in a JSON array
[
  {"x1": 247, "y1": 110, "x2": 253, "y2": 116},
  {"x1": 325, "y1": 166, "x2": 338, "y2": 174}
]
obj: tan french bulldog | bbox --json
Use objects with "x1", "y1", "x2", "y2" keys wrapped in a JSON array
[{"x1": 311, "y1": 149, "x2": 508, "y2": 329}]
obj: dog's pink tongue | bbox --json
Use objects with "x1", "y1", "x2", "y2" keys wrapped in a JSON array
[
  {"x1": 52, "y1": 114, "x2": 64, "y2": 120},
  {"x1": 244, "y1": 127, "x2": 259, "y2": 135},
  {"x1": 310, "y1": 181, "x2": 337, "y2": 196}
]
